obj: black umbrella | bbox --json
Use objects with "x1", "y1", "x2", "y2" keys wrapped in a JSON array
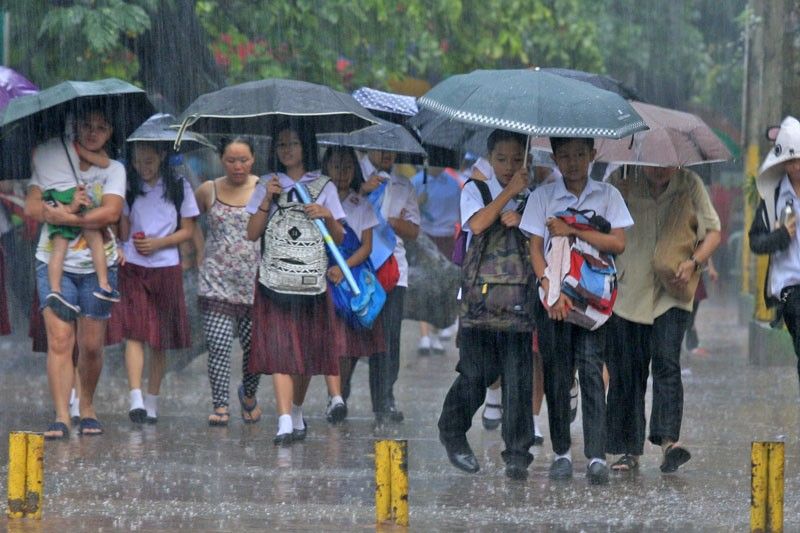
[
  {"x1": 0, "y1": 78, "x2": 155, "y2": 180},
  {"x1": 176, "y1": 78, "x2": 379, "y2": 147},
  {"x1": 318, "y1": 119, "x2": 427, "y2": 165}
]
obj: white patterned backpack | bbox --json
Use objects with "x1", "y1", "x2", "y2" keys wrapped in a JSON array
[{"x1": 259, "y1": 175, "x2": 330, "y2": 296}]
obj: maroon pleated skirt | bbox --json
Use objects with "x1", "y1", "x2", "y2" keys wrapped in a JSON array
[
  {"x1": 106, "y1": 263, "x2": 190, "y2": 350},
  {"x1": 0, "y1": 246, "x2": 10, "y2": 336},
  {"x1": 342, "y1": 317, "x2": 385, "y2": 358},
  {"x1": 248, "y1": 285, "x2": 345, "y2": 376}
]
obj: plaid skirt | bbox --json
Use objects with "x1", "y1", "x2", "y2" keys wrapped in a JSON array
[
  {"x1": 106, "y1": 263, "x2": 190, "y2": 350},
  {"x1": 248, "y1": 285, "x2": 345, "y2": 376}
]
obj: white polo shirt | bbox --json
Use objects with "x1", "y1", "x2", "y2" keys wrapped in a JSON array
[
  {"x1": 770, "y1": 174, "x2": 800, "y2": 297},
  {"x1": 520, "y1": 177, "x2": 633, "y2": 249},
  {"x1": 359, "y1": 157, "x2": 421, "y2": 287},
  {"x1": 460, "y1": 173, "x2": 525, "y2": 251}
]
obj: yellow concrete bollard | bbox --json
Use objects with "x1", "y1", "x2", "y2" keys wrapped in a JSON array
[
  {"x1": 25, "y1": 433, "x2": 44, "y2": 519},
  {"x1": 751, "y1": 442, "x2": 767, "y2": 532},
  {"x1": 6, "y1": 432, "x2": 27, "y2": 519},
  {"x1": 375, "y1": 440, "x2": 391, "y2": 523},
  {"x1": 751, "y1": 441, "x2": 784, "y2": 533},
  {"x1": 767, "y1": 442, "x2": 784, "y2": 533},
  {"x1": 389, "y1": 440, "x2": 408, "y2": 527}
]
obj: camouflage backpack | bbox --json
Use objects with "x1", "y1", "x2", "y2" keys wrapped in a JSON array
[{"x1": 459, "y1": 221, "x2": 536, "y2": 332}]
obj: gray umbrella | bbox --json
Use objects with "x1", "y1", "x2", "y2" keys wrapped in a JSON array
[
  {"x1": 176, "y1": 78, "x2": 379, "y2": 148},
  {"x1": 317, "y1": 119, "x2": 427, "y2": 164},
  {"x1": 127, "y1": 113, "x2": 214, "y2": 151}
]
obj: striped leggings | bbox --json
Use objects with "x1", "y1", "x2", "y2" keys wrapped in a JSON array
[{"x1": 202, "y1": 309, "x2": 260, "y2": 409}]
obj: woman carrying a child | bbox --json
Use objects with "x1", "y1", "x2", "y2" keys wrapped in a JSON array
[{"x1": 24, "y1": 106, "x2": 126, "y2": 439}]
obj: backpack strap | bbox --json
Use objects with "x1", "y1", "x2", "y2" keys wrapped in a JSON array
[{"x1": 467, "y1": 179, "x2": 493, "y2": 206}]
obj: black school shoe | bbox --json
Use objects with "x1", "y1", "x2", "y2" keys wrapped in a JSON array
[
  {"x1": 587, "y1": 461, "x2": 610, "y2": 485},
  {"x1": 548, "y1": 457, "x2": 573, "y2": 479},
  {"x1": 439, "y1": 433, "x2": 480, "y2": 474},
  {"x1": 505, "y1": 462, "x2": 528, "y2": 480}
]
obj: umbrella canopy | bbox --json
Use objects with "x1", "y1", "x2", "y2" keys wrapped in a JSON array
[
  {"x1": 417, "y1": 69, "x2": 647, "y2": 140},
  {"x1": 127, "y1": 113, "x2": 214, "y2": 151},
  {"x1": 351, "y1": 87, "x2": 418, "y2": 124},
  {"x1": 176, "y1": 78, "x2": 379, "y2": 147},
  {"x1": 536, "y1": 67, "x2": 643, "y2": 102},
  {"x1": 594, "y1": 101, "x2": 732, "y2": 167},
  {"x1": 0, "y1": 67, "x2": 38, "y2": 111},
  {"x1": 318, "y1": 119, "x2": 427, "y2": 164},
  {"x1": 0, "y1": 78, "x2": 155, "y2": 180}
]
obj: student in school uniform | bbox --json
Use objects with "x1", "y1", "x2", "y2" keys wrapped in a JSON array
[
  {"x1": 320, "y1": 146, "x2": 387, "y2": 422},
  {"x1": 246, "y1": 120, "x2": 347, "y2": 445},
  {"x1": 107, "y1": 141, "x2": 199, "y2": 423},
  {"x1": 359, "y1": 149, "x2": 420, "y2": 423},
  {"x1": 438, "y1": 129, "x2": 535, "y2": 481},
  {"x1": 520, "y1": 136, "x2": 633, "y2": 485}
]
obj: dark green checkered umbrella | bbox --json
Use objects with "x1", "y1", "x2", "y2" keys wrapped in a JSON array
[{"x1": 417, "y1": 69, "x2": 647, "y2": 140}]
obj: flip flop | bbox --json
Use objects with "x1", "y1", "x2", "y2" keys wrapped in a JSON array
[
  {"x1": 660, "y1": 443, "x2": 691, "y2": 473},
  {"x1": 208, "y1": 410, "x2": 230, "y2": 427},
  {"x1": 237, "y1": 384, "x2": 261, "y2": 424},
  {"x1": 44, "y1": 421, "x2": 70, "y2": 440},
  {"x1": 611, "y1": 454, "x2": 639, "y2": 472},
  {"x1": 78, "y1": 417, "x2": 104, "y2": 436}
]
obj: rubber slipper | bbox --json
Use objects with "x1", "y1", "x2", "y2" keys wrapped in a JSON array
[
  {"x1": 238, "y1": 384, "x2": 261, "y2": 424},
  {"x1": 660, "y1": 443, "x2": 691, "y2": 473},
  {"x1": 44, "y1": 421, "x2": 70, "y2": 440},
  {"x1": 611, "y1": 454, "x2": 639, "y2": 472},
  {"x1": 208, "y1": 411, "x2": 230, "y2": 426},
  {"x1": 78, "y1": 417, "x2": 104, "y2": 436}
]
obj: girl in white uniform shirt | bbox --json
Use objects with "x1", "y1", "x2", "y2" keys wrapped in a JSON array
[
  {"x1": 246, "y1": 121, "x2": 348, "y2": 445},
  {"x1": 320, "y1": 146, "x2": 386, "y2": 423},
  {"x1": 107, "y1": 142, "x2": 199, "y2": 423}
]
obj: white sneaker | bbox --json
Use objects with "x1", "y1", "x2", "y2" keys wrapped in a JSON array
[
  {"x1": 418, "y1": 335, "x2": 431, "y2": 355},
  {"x1": 431, "y1": 335, "x2": 445, "y2": 354},
  {"x1": 439, "y1": 321, "x2": 458, "y2": 340}
]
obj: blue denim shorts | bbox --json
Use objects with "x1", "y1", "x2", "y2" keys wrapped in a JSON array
[{"x1": 35, "y1": 260, "x2": 118, "y2": 320}]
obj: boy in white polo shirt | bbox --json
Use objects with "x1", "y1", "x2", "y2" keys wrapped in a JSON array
[{"x1": 519, "y1": 136, "x2": 633, "y2": 485}]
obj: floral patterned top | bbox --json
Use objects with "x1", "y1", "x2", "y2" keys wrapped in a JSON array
[{"x1": 198, "y1": 182, "x2": 259, "y2": 310}]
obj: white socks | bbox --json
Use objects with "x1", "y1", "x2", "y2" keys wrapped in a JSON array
[
  {"x1": 555, "y1": 451, "x2": 572, "y2": 463},
  {"x1": 69, "y1": 388, "x2": 80, "y2": 419},
  {"x1": 129, "y1": 388, "x2": 144, "y2": 411},
  {"x1": 291, "y1": 403, "x2": 305, "y2": 430},
  {"x1": 533, "y1": 415, "x2": 543, "y2": 438},
  {"x1": 484, "y1": 387, "x2": 502, "y2": 419},
  {"x1": 277, "y1": 414, "x2": 293, "y2": 435},
  {"x1": 589, "y1": 457, "x2": 607, "y2": 467},
  {"x1": 144, "y1": 394, "x2": 158, "y2": 419}
]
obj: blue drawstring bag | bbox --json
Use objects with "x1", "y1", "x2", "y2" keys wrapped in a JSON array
[{"x1": 328, "y1": 225, "x2": 386, "y2": 329}]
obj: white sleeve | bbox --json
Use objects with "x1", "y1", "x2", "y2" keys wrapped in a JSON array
[
  {"x1": 603, "y1": 185, "x2": 634, "y2": 229},
  {"x1": 245, "y1": 182, "x2": 268, "y2": 215},
  {"x1": 319, "y1": 181, "x2": 347, "y2": 220},
  {"x1": 101, "y1": 161, "x2": 127, "y2": 198},
  {"x1": 400, "y1": 184, "x2": 420, "y2": 224},
  {"x1": 179, "y1": 178, "x2": 200, "y2": 218},
  {"x1": 518, "y1": 187, "x2": 547, "y2": 237}
]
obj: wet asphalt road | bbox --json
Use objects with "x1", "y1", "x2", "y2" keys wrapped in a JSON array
[{"x1": 0, "y1": 288, "x2": 799, "y2": 531}]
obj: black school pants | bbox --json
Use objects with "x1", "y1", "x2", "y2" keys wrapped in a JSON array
[
  {"x1": 535, "y1": 299, "x2": 607, "y2": 460},
  {"x1": 438, "y1": 326, "x2": 534, "y2": 467}
]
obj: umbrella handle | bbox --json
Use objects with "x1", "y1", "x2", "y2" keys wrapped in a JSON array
[{"x1": 292, "y1": 182, "x2": 361, "y2": 296}]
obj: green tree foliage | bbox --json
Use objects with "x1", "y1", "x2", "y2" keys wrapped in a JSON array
[{"x1": 0, "y1": 0, "x2": 747, "y2": 127}]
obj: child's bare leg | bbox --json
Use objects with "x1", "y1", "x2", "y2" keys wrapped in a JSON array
[
  {"x1": 48, "y1": 236, "x2": 69, "y2": 294},
  {"x1": 83, "y1": 229, "x2": 112, "y2": 292}
]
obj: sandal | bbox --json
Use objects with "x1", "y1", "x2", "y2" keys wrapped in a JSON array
[
  {"x1": 44, "y1": 421, "x2": 70, "y2": 440},
  {"x1": 208, "y1": 409, "x2": 230, "y2": 427},
  {"x1": 611, "y1": 454, "x2": 639, "y2": 472},
  {"x1": 660, "y1": 443, "x2": 691, "y2": 473},
  {"x1": 237, "y1": 384, "x2": 261, "y2": 424},
  {"x1": 78, "y1": 417, "x2": 104, "y2": 436}
]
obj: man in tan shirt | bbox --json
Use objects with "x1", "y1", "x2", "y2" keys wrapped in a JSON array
[{"x1": 606, "y1": 166, "x2": 721, "y2": 474}]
